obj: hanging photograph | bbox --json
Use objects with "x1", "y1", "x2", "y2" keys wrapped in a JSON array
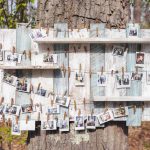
[
  {"x1": 0, "y1": 50, "x2": 3, "y2": 61},
  {"x1": 116, "y1": 73, "x2": 131, "y2": 89},
  {"x1": 75, "y1": 72, "x2": 84, "y2": 86},
  {"x1": 29, "y1": 29, "x2": 47, "y2": 40},
  {"x1": 131, "y1": 72, "x2": 143, "y2": 81},
  {"x1": 41, "y1": 120, "x2": 57, "y2": 130},
  {"x1": 97, "y1": 73, "x2": 107, "y2": 87},
  {"x1": 20, "y1": 120, "x2": 35, "y2": 131},
  {"x1": 127, "y1": 23, "x2": 140, "y2": 38},
  {"x1": 16, "y1": 78, "x2": 30, "y2": 93},
  {"x1": 59, "y1": 117, "x2": 70, "y2": 132},
  {"x1": 35, "y1": 87, "x2": 49, "y2": 97},
  {"x1": 0, "y1": 105, "x2": 4, "y2": 115},
  {"x1": 11, "y1": 121, "x2": 21, "y2": 135},
  {"x1": 75, "y1": 115, "x2": 85, "y2": 130},
  {"x1": 97, "y1": 110, "x2": 114, "y2": 124},
  {"x1": 112, "y1": 45, "x2": 125, "y2": 56},
  {"x1": 147, "y1": 71, "x2": 150, "y2": 85},
  {"x1": 4, "y1": 104, "x2": 21, "y2": 116},
  {"x1": 21, "y1": 104, "x2": 33, "y2": 113},
  {"x1": 47, "y1": 105, "x2": 60, "y2": 114},
  {"x1": 55, "y1": 95, "x2": 70, "y2": 107},
  {"x1": 112, "y1": 107, "x2": 128, "y2": 118},
  {"x1": 3, "y1": 73, "x2": 17, "y2": 86},
  {"x1": 136, "y1": 52, "x2": 144, "y2": 67},
  {"x1": 86, "y1": 115, "x2": 96, "y2": 129},
  {"x1": 43, "y1": 54, "x2": 57, "y2": 64}
]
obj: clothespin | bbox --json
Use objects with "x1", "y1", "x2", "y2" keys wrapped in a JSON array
[
  {"x1": 74, "y1": 100, "x2": 77, "y2": 111},
  {"x1": 84, "y1": 46, "x2": 87, "y2": 53},
  {"x1": 16, "y1": 116, "x2": 19, "y2": 125},
  {"x1": 122, "y1": 67, "x2": 124, "y2": 78},
  {"x1": 101, "y1": 66, "x2": 104, "y2": 75},
  {"x1": 74, "y1": 46, "x2": 76, "y2": 53},
  {"x1": 12, "y1": 46, "x2": 16, "y2": 55},
  {"x1": 7, "y1": 118, "x2": 11, "y2": 127},
  {"x1": 79, "y1": 64, "x2": 82, "y2": 73},
  {"x1": 89, "y1": 68, "x2": 92, "y2": 78},
  {"x1": 47, "y1": 113, "x2": 49, "y2": 122},
  {"x1": 61, "y1": 63, "x2": 66, "y2": 77},
  {"x1": 23, "y1": 50, "x2": 27, "y2": 59},
  {"x1": 104, "y1": 101, "x2": 108, "y2": 112},
  {"x1": 30, "y1": 98, "x2": 33, "y2": 106},
  {"x1": 133, "y1": 105, "x2": 136, "y2": 114},
  {"x1": 142, "y1": 102, "x2": 144, "y2": 112},
  {"x1": 78, "y1": 109, "x2": 81, "y2": 116},
  {"x1": 91, "y1": 108, "x2": 94, "y2": 116},
  {"x1": 0, "y1": 97, "x2": 4, "y2": 105},
  {"x1": 46, "y1": 25, "x2": 49, "y2": 35},
  {"x1": 64, "y1": 112, "x2": 67, "y2": 120},
  {"x1": 51, "y1": 99, "x2": 54, "y2": 107},
  {"x1": 10, "y1": 98, "x2": 14, "y2": 106},
  {"x1": 26, "y1": 115, "x2": 29, "y2": 124},
  {"x1": 30, "y1": 84, "x2": 34, "y2": 92},
  {"x1": 2, "y1": 114, "x2": 5, "y2": 123},
  {"x1": 96, "y1": 27, "x2": 99, "y2": 37},
  {"x1": 28, "y1": 50, "x2": 32, "y2": 60},
  {"x1": 0, "y1": 43, "x2": 2, "y2": 50},
  {"x1": 37, "y1": 83, "x2": 41, "y2": 91},
  {"x1": 111, "y1": 70, "x2": 114, "y2": 76},
  {"x1": 68, "y1": 66, "x2": 71, "y2": 78},
  {"x1": 22, "y1": 78, "x2": 25, "y2": 85},
  {"x1": 83, "y1": 98, "x2": 86, "y2": 110}
]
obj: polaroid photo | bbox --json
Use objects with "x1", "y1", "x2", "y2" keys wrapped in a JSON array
[
  {"x1": 75, "y1": 72, "x2": 85, "y2": 86},
  {"x1": 3, "y1": 72, "x2": 17, "y2": 86},
  {"x1": 86, "y1": 115, "x2": 96, "y2": 130},
  {"x1": 112, "y1": 45, "x2": 125, "y2": 57},
  {"x1": 127, "y1": 23, "x2": 140, "y2": 38},
  {"x1": 21, "y1": 104, "x2": 33, "y2": 113},
  {"x1": 147, "y1": 71, "x2": 150, "y2": 85},
  {"x1": 35, "y1": 87, "x2": 49, "y2": 98},
  {"x1": 113, "y1": 107, "x2": 128, "y2": 118},
  {"x1": 11, "y1": 120, "x2": 21, "y2": 135},
  {"x1": 131, "y1": 72, "x2": 143, "y2": 81},
  {"x1": 55, "y1": 95, "x2": 70, "y2": 107},
  {"x1": 116, "y1": 73, "x2": 131, "y2": 89},
  {"x1": 97, "y1": 73, "x2": 107, "y2": 87},
  {"x1": 0, "y1": 105, "x2": 4, "y2": 115},
  {"x1": 16, "y1": 78, "x2": 30, "y2": 93},
  {"x1": 43, "y1": 54, "x2": 57, "y2": 64},
  {"x1": 75, "y1": 115, "x2": 85, "y2": 131},
  {"x1": 59, "y1": 117, "x2": 70, "y2": 132},
  {"x1": 4, "y1": 104, "x2": 21, "y2": 116},
  {"x1": 0, "y1": 50, "x2": 3, "y2": 61},
  {"x1": 20, "y1": 120, "x2": 35, "y2": 131},
  {"x1": 97, "y1": 110, "x2": 114, "y2": 124},
  {"x1": 47, "y1": 105, "x2": 60, "y2": 114},
  {"x1": 29, "y1": 29, "x2": 47, "y2": 40},
  {"x1": 136, "y1": 52, "x2": 144, "y2": 67},
  {"x1": 41, "y1": 120, "x2": 57, "y2": 130}
]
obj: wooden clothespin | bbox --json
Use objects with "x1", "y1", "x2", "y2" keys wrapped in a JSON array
[
  {"x1": 10, "y1": 98, "x2": 14, "y2": 106},
  {"x1": 68, "y1": 66, "x2": 71, "y2": 78},
  {"x1": 30, "y1": 98, "x2": 33, "y2": 106},
  {"x1": 78, "y1": 109, "x2": 81, "y2": 116},
  {"x1": 28, "y1": 50, "x2": 32, "y2": 60},
  {"x1": 47, "y1": 113, "x2": 49, "y2": 122},
  {"x1": 79, "y1": 64, "x2": 82, "y2": 73},
  {"x1": 89, "y1": 68, "x2": 92, "y2": 78},
  {"x1": 16, "y1": 116, "x2": 19, "y2": 125},
  {"x1": 142, "y1": 103, "x2": 144, "y2": 112},
  {"x1": 51, "y1": 99, "x2": 54, "y2": 107},
  {"x1": 91, "y1": 108, "x2": 94, "y2": 116},
  {"x1": 104, "y1": 101, "x2": 108, "y2": 112},
  {"x1": 30, "y1": 84, "x2": 34, "y2": 92},
  {"x1": 111, "y1": 70, "x2": 114, "y2": 76},
  {"x1": 74, "y1": 100, "x2": 77, "y2": 111},
  {"x1": 101, "y1": 66, "x2": 104, "y2": 75},
  {"x1": 84, "y1": 46, "x2": 87, "y2": 53},
  {"x1": 37, "y1": 83, "x2": 41, "y2": 91},
  {"x1": 22, "y1": 78, "x2": 25, "y2": 86},
  {"x1": 23, "y1": 50, "x2": 27, "y2": 59},
  {"x1": 64, "y1": 112, "x2": 67, "y2": 120},
  {"x1": 0, "y1": 97, "x2": 4, "y2": 105},
  {"x1": 26, "y1": 115, "x2": 29, "y2": 124},
  {"x1": 2, "y1": 114, "x2": 5, "y2": 123},
  {"x1": 83, "y1": 98, "x2": 86, "y2": 110},
  {"x1": 0, "y1": 43, "x2": 2, "y2": 50},
  {"x1": 133, "y1": 105, "x2": 136, "y2": 114},
  {"x1": 12, "y1": 46, "x2": 16, "y2": 54},
  {"x1": 61, "y1": 63, "x2": 66, "y2": 77},
  {"x1": 122, "y1": 67, "x2": 124, "y2": 78}
]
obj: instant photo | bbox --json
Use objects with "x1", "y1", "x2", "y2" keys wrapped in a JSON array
[
  {"x1": 97, "y1": 110, "x2": 114, "y2": 124},
  {"x1": 113, "y1": 107, "x2": 128, "y2": 118},
  {"x1": 47, "y1": 105, "x2": 60, "y2": 114},
  {"x1": 97, "y1": 73, "x2": 107, "y2": 87},
  {"x1": 59, "y1": 117, "x2": 69, "y2": 132},
  {"x1": 75, "y1": 72, "x2": 84, "y2": 86},
  {"x1": 41, "y1": 120, "x2": 57, "y2": 130},
  {"x1": 131, "y1": 72, "x2": 143, "y2": 81},
  {"x1": 43, "y1": 54, "x2": 57, "y2": 64},
  {"x1": 116, "y1": 73, "x2": 131, "y2": 89},
  {"x1": 127, "y1": 23, "x2": 140, "y2": 38},
  {"x1": 55, "y1": 95, "x2": 70, "y2": 107},
  {"x1": 35, "y1": 87, "x2": 49, "y2": 97},
  {"x1": 0, "y1": 105, "x2": 4, "y2": 115},
  {"x1": 136, "y1": 52, "x2": 144, "y2": 67},
  {"x1": 20, "y1": 120, "x2": 35, "y2": 131},
  {"x1": 86, "y1": 115, "x2": 96, "y2": 129},
  {"x1": 3, "y1": 73, "x2": 17, "y2": 86},
  {"x1": 11, "y1": 121, "x2": 21, "y2": 135},
  {"x1": 16, "y1": 78, "x2": 30, "y2": 93},
  {"x1": 112, "y1": 45, "x2": 125, "y2": 56},
  {"x1": 75, "y1": 115, "x2": 85, "y2": 130},
  {"x1": 4, "y1": 104, "x2": 21, "y2": 116},
  {"x1": 29, "y1": 29, "x2": 47, "y2": 40},
  {"x1": 21, "y1": 104, "x2": 33, "y2": 113}
]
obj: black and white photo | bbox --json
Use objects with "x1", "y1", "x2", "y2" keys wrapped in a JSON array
[
  {"x1": 112, "y1": 45, "x2": 125, "y2": 56},
  {"x1": 131, "y1": 72, "x2": 143, "y2": 81},
  {"x1": 3, "y1": 73, "x2": 17, "y2": 86},
  {"x1": 75, "y1": 72, "x2": 84, "y2": 86},
  {"x1": 35, "y1": 87, "x2": 49, "y2": 97},
  {"x1": 21, "y1": 104, "x2": 33, "y2": 113},
  {"x1": 127, "y1": 23, "x2": 140, "y2": 38},
  {"x1": 47, "y1": 105, "x2": 60, "y2": 114},
  {"x1": 97, "y1": 73, "x2": 107, "y2": 86},
  {"x1": 86, "y1": 115, "x2": 96, "y2": 129},
  {"x1": 55, "y1": 95, "x2": 70, "y2": 107},
  {"x1": 43, "y1": 54, "x2": 57, "y2": 64},
  {"x1": 41, "y1": 120, "x2": 57, "y2": 130},
  {"x1": 4, "y1": 104, "x2": 21, "y2": 116}
]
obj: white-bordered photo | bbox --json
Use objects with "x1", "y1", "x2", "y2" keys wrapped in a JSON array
[
  {"x1": 20, "y1": 120, "x2": 35, "y2": 131},
  {"x1": 0, "y1": 105, "x2": 4, "y2": 115},
  {"x1": 43, "y1": 54, "x2": 57, "y2": 64},
  {"x1": 4, "y1": 51, "x2": 22, "y2": 63},
  {"x1": 3, "y1": 72, "x2": 17, "y2": 86},
  {"x1": 97, "y1": 73, "x2": 107, "y2": 87},
  {"x1": 147, "y1": 71, "x2": 150, "y2": 85},
  {"x1": 112, "y1": 107, "x2": 128, "y2": 118},
  {"x1": 59, "y1": 117, "x2": 69, "y2": 132},
  {"x1": 136, "y1": 52, "x2": 144, "y2": 67},
  {"x1": 112, "y1": 45, "x2": 125, "y2": 56},
  {"x1": 35, "y1": 87, "x2": 49, "y2": 98},
  {"x1": 97, "y1": 110, "x2": 114, "y2": 124},
  {"x1": 127, "y1": 23, "x2": 140, "y2": 38},
  {"x1": 116, "y1": 73, "x2": 131, "y2": 89},
  {"x1": 21, "y1": 104, "x2": 33, "y2": 113},
  {"x1": 11, "y1": 120, "x2": 21, "y2": 135},
  {"x1": 131, "y1": 72, "x2": 143, "y2": 81},
  {"x1": 41, "y1": 120, "x2": 57, "y2": 130},
  {"x1": 75, "y1": 115, "x2": 85, "y2": 130},
  {"x1": 47, "y1": 105, "x2": 60, "y2": 114},
  {"x1": 29, "y1": 29, "x2": 47, "y2": 40},
  {"x1": 86, "y1": 115, "x2": 96, "y2": 129},
  {"x1": 4, "y1": 104, "x2": 21, "y2": 116},
  {"x1": 16, "y1": 78, "x2": 30, "y2": 93},
  {"x1": 75, "y1": 72, "x2": 85, "y2": 86},
  {"x1": 55, "y1": 95, "x2": 70, "y2": 107}
]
